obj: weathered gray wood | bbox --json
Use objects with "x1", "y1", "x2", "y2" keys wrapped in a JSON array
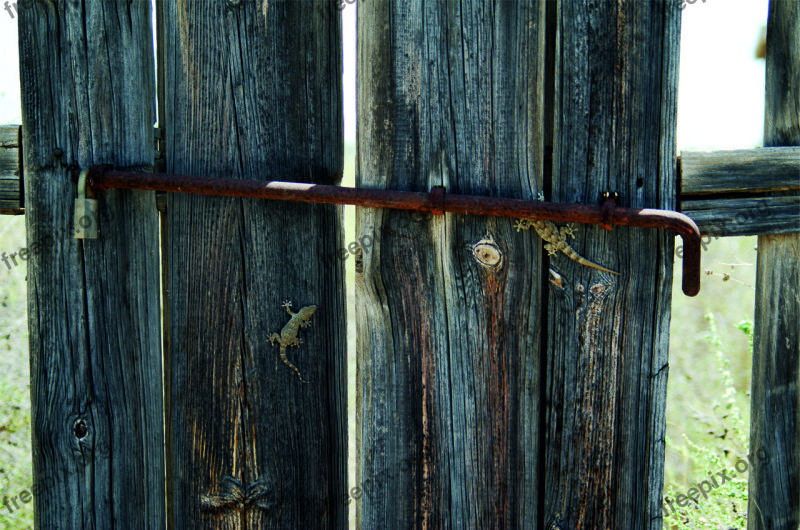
[
  {"x1": 163, "y1": 1, "x2": 346, "y2": 527},
  {"x1": 681, "y1": 196, "x2": 800, "y2": 236},
  {"x1": 749, "y1": 1, "x2": 800, "y2": 528},
  {"x1": 0, "y1": 148, "x2": 20, "y2": 177},
  {"x1": 356, "y1": 0, "x2": 546, "y2": 527},
  {"x1": 0, "y1": 125, "x2": 21, "y2": 212},
  {"x1": 0, "y1": 124, "x2": 19, "y2": 147},
  {"x1": 680, "y1": 147, "x2": 800, "y2": 195},
  {"x1": 0, "y1": 177, "x2": 21, "y2": 211},
  {"x1": 0, "y1": 175, "x2": 19, "y2": 193},
  {"x1": 19, "y1": 1, "x2": 164, "y2": 528},
  {"x1": 544, "y1": 1, "x2": 679, "y2": 527},
  {"x1": 0, "y1": 125, "x2": 166, "y2": 212}
]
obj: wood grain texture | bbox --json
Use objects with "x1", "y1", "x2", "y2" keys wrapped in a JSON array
[
  {"x1": 19, "y1": 1, "x2": 164, "y2": 528},
  {"x1": 162, "y1": 1, "x2": 346, "y2": 527},
  {"x1": 544, "y1": 1, "x2": 679, "y2": 527},
  {"x1": 681, "y1": 196, "x2": 800, "y2": 237},
  {"x1": 0, "y1": 125, "x2": 21, "y2": 211},
  {"x1": 356, "y1": 0, "x2": 546, "y2": 527},
  {"x1": 679, "y1": 147, "x2": 800, "y2": 195},
  {"x1": 749, "y1": 1, "x2": 800, "y2": 528},
  {"x1": 0, "y1": 177, "x2": 21, "y2": 211},
  {"x1": 0, "y1": 124, "x2": 19, "y2": 147}
]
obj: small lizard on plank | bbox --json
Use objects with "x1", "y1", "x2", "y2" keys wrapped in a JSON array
[
  {"x1": 269, "y1": 300, "x2": 317, "y2": 383},
  {"x1": 515, "y1": 194, "x2": 619, "y2": 275}
]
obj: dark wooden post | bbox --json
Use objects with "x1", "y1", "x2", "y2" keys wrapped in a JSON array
[
  {"x1": 356, "y1": 0, "x2": 547, "y2": 527},
  {"x1": 161, "y1": 1, "x2": 346, "y2": 527},
  {"x1": 749, "y1": 1, "x2": 800, "y2": 527},
  {"x1": 357, "y1": 0, "x2": 679, "y2": 527},
  {"x1": 544, "y1": 2, "x2": 679, "y2": 527},
  {"x1": 19, "y1": 1, "x2": 165, "y2": 527}
]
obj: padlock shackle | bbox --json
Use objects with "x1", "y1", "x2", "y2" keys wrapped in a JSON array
[{"x1": 77, "y1": 168, "x2": 90, "y2": 200}]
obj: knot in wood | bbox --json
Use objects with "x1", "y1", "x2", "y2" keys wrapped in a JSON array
[
  {"x1": 73, "y1": 419, "x2": 89, "y2": 439},
  {"x1": 471, "y1": 234, "x2": 503, "y2": 269},
  {"x1": 201, "y1": 475, "x2": 277, "y2": 513}
]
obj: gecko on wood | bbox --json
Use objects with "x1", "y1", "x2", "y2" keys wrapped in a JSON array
[
  {"x1": 515, "y1": 194, "x2": 620, "y2": 275},
  {"x1": 269, "y1": 300, "x2": 317, "y2": 384},
  {"x1": 515, "y1": 217, "x2": 619, "y2": 275}
]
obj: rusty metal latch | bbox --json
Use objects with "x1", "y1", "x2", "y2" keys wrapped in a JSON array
[{"x1": 71, "y1": 165, "x2": 702, "y2": 296}]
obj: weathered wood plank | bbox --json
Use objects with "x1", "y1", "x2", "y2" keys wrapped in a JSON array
[
  {"x1": 0, "y1": 175, "x2": 19, "y2": 192},
  {"x1": 680, "y1": 147, "x2": 800, "y2": 195},
  {"x1": 0, "y1": 147, "x2": 20, "y2": 177},
  {"x1": 19, "y1": 1, "x2": 164, "y2": 528},
  {"x1": 544, "y1": 1, "x2": 679, "y2": 527},
  {"x1": 0, "y1": 124, "x2": 19, "y2": 147},
  {"x1": 0, "y1": 125, "x2": 21, "y2": 212},
  {"x1": 681, "y1": 196, "x2": 800, "y2": 236},
  {"x1": 749, "y1": 1, "x2": 800, "y2": 528},
  {"x1": 0, "y1": 125, "x2": 164, "y2": 212},
  {"x1": 0, "y1": 176, "x2": 20, "y2": 211},
  {"x1": 356, "y1": 0, "x2": 546, "y2": 527},
  {"x1": 163, "y1": 1, "x2": 346, "y2": 527}
]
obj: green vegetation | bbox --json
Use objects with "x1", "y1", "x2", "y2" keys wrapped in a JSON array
[
  {"x1": 664, "y1": 235, "x2": 757, "y2": 528},
  {"x1": 0, "y1": 214, "x2": 32, "y2": 530},
  {"x1": 663, "y1": 314, "x2": 754, "y2": 529}
]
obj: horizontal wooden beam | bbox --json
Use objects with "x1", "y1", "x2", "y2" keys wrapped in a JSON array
[
  {"x1": 0, "y1": 124, "x2": 164, "y2": 214},
  {"x1": 0, "y1": 125, "x2": 21, "y2": 213},
  {"x1": 2, "y1": 125, "x2": 798, "y2": 237},
  {"x1": 680, "y1": 195, "x2": 800, "y2": 237},
  {"x1": 679, "y1": 147, "x2": 800, "y2": 235},
  {"x1": 679, "y1": 147, "x2": 800, "y2": 195}
]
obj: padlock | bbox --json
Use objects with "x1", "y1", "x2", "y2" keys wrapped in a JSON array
[{"x1": 74, "y1": 168, "x2": 98, "y2": 239}]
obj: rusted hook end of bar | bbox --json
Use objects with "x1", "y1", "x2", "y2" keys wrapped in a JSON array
[
  {"x1": 613, "y1": 206, "x2": 702, "y2": 297},
  {"x1": 680, "y1": 228, "x2": 701, "y2": 297},
  {"x1": 661, "y1": 210, "x2": 702, "y2": 297}
]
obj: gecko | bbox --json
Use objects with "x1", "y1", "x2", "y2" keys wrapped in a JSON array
[
  {"x1": 269, "y1": 300, "x2": 317, "y2": 383},
  {"x1": 515, "y1": 194, "x2": 620, "y2": 275}
]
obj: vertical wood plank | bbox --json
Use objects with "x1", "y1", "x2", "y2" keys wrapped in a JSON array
[
  {"x1": 749, "y1": 0, "x2": 800, "y2": 527},
  {"x1": 163, "y1": 1, "x2": 346, "y2": 527},
  {"x1": 356, "y1": 0, "x2": 546, "y2": 527},
  {"x1": 19, "y1": 0, "x2": 164, "y2": 527},
  {"x1": 544, "y1": 1, "x2": 679, "y2": 527}
]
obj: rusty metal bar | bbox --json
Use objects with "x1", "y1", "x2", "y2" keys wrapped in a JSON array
[{"x1": 71, "y1": 166, "x2": 702, "y2": 296}]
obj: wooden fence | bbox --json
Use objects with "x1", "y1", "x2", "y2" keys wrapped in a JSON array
[{"x1": 1, "y1": 0, "x2": 796, "y2": 528}]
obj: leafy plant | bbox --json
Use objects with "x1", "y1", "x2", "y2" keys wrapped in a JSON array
[{"x1": 663, "y1": 314, "x2": 754, "y2": 529}]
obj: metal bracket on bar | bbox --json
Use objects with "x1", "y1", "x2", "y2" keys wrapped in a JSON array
[{"x1": 71, "y1": 165, "x2": 702, "y2": 296}]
